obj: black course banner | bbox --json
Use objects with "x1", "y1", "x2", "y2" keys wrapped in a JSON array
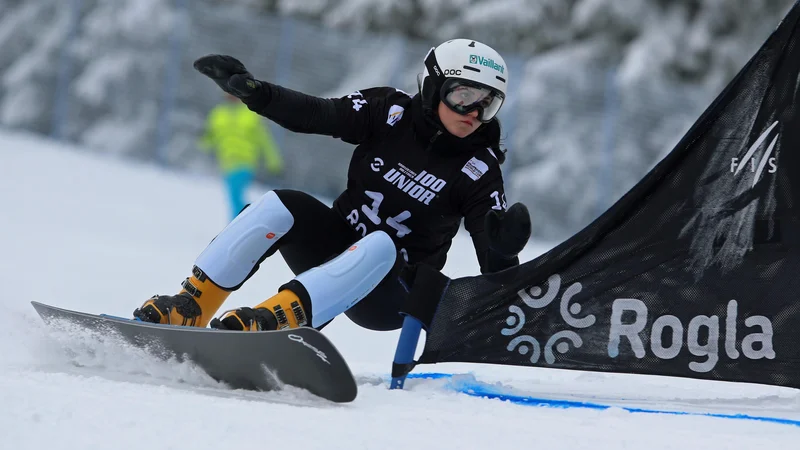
[{"x1": 417, "y1": 1, "x2": 800, "y2": 389}]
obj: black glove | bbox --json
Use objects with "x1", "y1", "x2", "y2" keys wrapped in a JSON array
[
  {"x1": 485, "y1": 202, "x2": 531, "y2": 258},
  {"x1": 193, "y1": 54, "x2": 262, "y2": 99}
]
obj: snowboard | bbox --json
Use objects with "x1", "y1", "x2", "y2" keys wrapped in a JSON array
[{"x1": 31, "y1": 301, "x2": 358, "y2": 403}]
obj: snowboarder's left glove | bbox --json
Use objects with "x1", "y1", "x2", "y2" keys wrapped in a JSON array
[
  {"x1": 485, "y1": 202, "x2": 531, "y2": 258},
  {"x1": 193, "y1": 54, "x2": 262, "y2": 99}
]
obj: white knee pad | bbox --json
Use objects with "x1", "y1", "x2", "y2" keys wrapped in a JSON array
[
  {"x1": 295, "y1": 231, "x2": 397, "y2": 327},
  {"x1": 195, "y1": 191, "x2": 294, "y2": 289}
]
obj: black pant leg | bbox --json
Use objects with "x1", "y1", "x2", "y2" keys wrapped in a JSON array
[
  {"x1": 343, "y1": 273, "x2": 409, "y2": 331},
  {"x1": 271, "y1": 189, "x2": 410, "y2": 332},
  {"x1": 272, "y1": 189, "x2": 360, "y2": 274}
]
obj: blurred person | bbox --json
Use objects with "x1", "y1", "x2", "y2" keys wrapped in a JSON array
[
  {"x1": 133, "y1": 39, "x2": 531, "y2": 334},
  {"x1": 200, "y1": 92, "x2": 284, "y2": 219}
]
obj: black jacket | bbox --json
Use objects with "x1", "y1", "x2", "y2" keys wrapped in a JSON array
[{"x1": 242, "y1": 84, "x2": 517, "y2": 274}]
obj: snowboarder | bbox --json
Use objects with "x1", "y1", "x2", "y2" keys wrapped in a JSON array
[{"x1": 133, "y1": 38, "x2": 532, "y2": 332}]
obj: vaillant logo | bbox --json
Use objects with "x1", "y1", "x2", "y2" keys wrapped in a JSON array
[
  {"x1": 503, "y1": 274, "x2": 776, "y2": 373},
  {"x1": 730, "y1": 121, "x2": 779, "y2": 187},
  {"x1": 469, "y1": 54, "x2": 504, "y2": 73}
]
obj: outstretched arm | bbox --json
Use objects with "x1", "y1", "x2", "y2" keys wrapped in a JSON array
[
  {"x1": 193, "y1": 54, "x2": 384, "y2": 145},
  {"x1": 244, "y1": 83, "x2": 339, "y2": 136}
]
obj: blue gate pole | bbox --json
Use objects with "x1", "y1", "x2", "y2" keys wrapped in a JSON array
[
  {"x1": 597, "y1": 67, "x2": 619, "y2": 218},
  {"x1": 389, "y1": 315, "x2": 423, "y2": 390},
  {"x1": 155, "y1": 0, "x2": 188, "y2": 166},
  {"x1": 51, "y1": 0, "x2": 84, "y2": 140}
]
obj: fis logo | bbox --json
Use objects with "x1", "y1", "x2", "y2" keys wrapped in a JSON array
[
  {"x1": 469, "y1": 54, "x2": 504, "y2": 74},
  {"x1": 383, "y1": 165, "x2": 446, "y2": 205},
  {"x1": 386, "y1": 105, "x2": 404, "y2": 126},
  {"x1": 730, "y1": 121, "x2": 779, "y2": 186}
]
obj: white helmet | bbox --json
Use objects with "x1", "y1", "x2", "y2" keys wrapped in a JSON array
[{"x1": 420, "y1": 39, "x2": 508, "y2": 123}]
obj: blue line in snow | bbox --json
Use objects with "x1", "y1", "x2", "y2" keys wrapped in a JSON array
[{"x1": 406, "y1": 373, "x2": 800, "y2": 427}]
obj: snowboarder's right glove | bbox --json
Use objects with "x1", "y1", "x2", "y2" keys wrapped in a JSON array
[
  {"x1": 193, "y1": 54, "x2": 263, "y2": 99},
  {"x1": 485, "y1": 202, "x2": 531, "y2": 259}
]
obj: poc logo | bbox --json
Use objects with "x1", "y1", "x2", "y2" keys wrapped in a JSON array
[
  {"x1": 443, "y1": 69, "x2": 461, "y2": 76},
  {"x1": 384, "y1": 168, "x2": 446, "y2": 205},
  {"x1": 730, "y1": 120, "x2": 779, "y2": 186}
]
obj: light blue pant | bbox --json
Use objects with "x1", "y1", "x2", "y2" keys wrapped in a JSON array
[{"x1": 224, "y1": 168, "x2": 254, "y2": 220}]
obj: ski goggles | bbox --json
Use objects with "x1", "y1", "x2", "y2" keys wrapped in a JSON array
[{"x1": 440, "y1": 78, "x2": 505, "y2": 123}]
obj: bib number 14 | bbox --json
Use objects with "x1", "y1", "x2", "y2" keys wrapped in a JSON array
[
  {"x1": 346, "y1": 191, "x2": 412, "y2": 263},
  {"x1": 349, "y1": 190, "x2": 412, "y2": 238}
]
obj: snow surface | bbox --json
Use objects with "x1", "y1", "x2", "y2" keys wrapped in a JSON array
[{"x1": 1, "y1": 130, "x2": 799, "y2": 449}]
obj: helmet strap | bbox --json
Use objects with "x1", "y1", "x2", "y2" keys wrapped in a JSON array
[
  {"x1": 423, "y1": 47, "x2": 447, "y2": 89},
  {"x1": 420, "y1": 76, "x2": 439, "y2": 114},
  {"x1": 421, "y1": 47, "x2": 447, "y2": 116}
]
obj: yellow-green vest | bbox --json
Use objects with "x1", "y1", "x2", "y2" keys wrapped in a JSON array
[{"x1": 200, "y1": 102, "x2": 283, "y2": 175}]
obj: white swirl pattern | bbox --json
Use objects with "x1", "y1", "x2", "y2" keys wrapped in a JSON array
[
  {"x1": 504, "y1": 273, "x2": 593, "y2": 366},
  {"x1": 507, "y1": 335, "x2": 541, "y2": 364},
  {"x1": 517, "y1": 274, "x2": 561, "y2": 308},
  {"x1": 559, "y1": 282, "x2": 596, "y2": 328},
  {"x1": 501, "y1": 305, "x2": 526, "y2": 336},
  {"x1": 544, "y1": 331, "x2": 584, "y2": 364}
]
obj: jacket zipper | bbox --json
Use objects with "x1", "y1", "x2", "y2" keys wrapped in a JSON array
[{"x1": 426, "y1": 130, "x2": 442, "y2": 151}]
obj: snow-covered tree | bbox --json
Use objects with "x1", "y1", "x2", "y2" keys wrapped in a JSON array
[{"x1": 0, "y1": 0, "x2": 795, "y2": 239}]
